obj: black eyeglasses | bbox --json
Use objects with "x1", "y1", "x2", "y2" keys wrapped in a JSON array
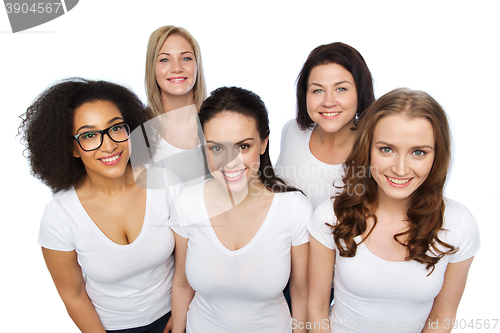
[{"x1": 71, "y1": 122, "x2": 131, "y2": 151}]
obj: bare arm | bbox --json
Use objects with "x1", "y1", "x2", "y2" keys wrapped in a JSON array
[
  {"x1": 171, "y1": 231, "x2": 195, "y2": 333},
  {"x1": 308, "y1": 236, "x2": 335, "y2": 333},
  {"x1": 42, "y1": 247, "x2": 106, "y2": 333},
  {"x1": 289, "y1": 242, "x2": 309, "y2": 333},
  {"x1": 422, "y1": 257, "x2": 474, "y2": 333}
]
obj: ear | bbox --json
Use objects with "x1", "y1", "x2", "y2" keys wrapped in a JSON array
[
  {"x1": 72, "y1": 143, "x2": 81, "y2": 158},
  {"x1": 260, "y1": 136, "x2": 269, "y2": 155}
]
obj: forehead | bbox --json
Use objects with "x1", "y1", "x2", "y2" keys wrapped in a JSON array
[
  {"x1": 203, "y1": 112, "x2": 258, "y2": 141},
  {"x1": 308, "y1": 63, "x2": 354, "y2": 83},
  {"x1": 159, "y1": 34, "x2": 194, "y2": 53},
  {"x1": 373, "y1": 114, "x2": 434, "y2": 147},
  {"x1": 73, "y1": 100, "x2": 123, "y2": 129}
]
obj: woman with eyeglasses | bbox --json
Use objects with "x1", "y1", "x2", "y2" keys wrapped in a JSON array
[{"x1": 19, "y1": 78, "x2": 180, "y2": 332}]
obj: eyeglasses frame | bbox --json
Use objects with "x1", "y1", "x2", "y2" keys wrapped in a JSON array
[{"x1": 71, "y1": 122, "x2": 131, "y2": 152}]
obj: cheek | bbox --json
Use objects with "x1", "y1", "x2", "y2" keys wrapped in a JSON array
[
  {"x1": 244, "y1": 151, "x2": 261, "y2": 171},
  {"x1": 154, "y1": 64, "x2": 164, "y2": 83}
]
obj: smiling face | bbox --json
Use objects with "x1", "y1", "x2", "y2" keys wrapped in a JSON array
[
  {"x1": 306, "y1": 63, "x2": 358, "y2": 134},
  {"x1": 72, "y1": 100, "x2": 130, "y2": 180},
  {"x1": 155, "y1": 34, "x2": 197, "y2": 99},
  {"x1": 370, "y1": 114, "x2": 435, "y2": 205},
  {"x1": 203, "y1": 112, "x2": 268, "y2": 194}
]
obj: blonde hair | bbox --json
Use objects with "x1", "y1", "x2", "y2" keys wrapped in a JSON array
[{"x1": 145, "y1": 26, "x2": 207, "y2": 116}]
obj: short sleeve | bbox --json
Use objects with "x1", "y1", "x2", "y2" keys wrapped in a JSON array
[
  {"x1": 38, "y1": 200, "x2": 75, "y2": 252},
  {"x1": 445, "y1": 200, "x2": 481, "y2": 263},
  {"x1": 307, "y1": 198, "x2": 336, "y2": 250},
  {"x1": 169, "y1": 183, "x2": 206, "y2": 239},
  {"x1": 291, "y1": 194, "x2": 313, "y2": 246},
  {"x1": 169, "y1": 193, "x2": 190, "y2": 239}
]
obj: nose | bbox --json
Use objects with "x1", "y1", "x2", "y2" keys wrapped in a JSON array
[
  {"x1": 223, "y1": 149, "x2": 244, "y2": 170},
  {"x1": 170, "y1": 58, "x2": 183, "y2": 73},
  {"x1": 322, "y1": 91, "x2": 337, "y2": 108},
  {"x1": 392, "y1": 154, "x2": 409, "y2": 177},
  {"x1": 100, "y1": 133, "x2": 117, "y2": 152}
]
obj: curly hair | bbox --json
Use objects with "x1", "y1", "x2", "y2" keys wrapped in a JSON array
[
  {"x1": 296, "y1": 42, "x2": 375, "y2": 130},
  {"x1": 145, "y1": 25, "x2": 207, "y2": 116},
  {"x1": 18, "y1": 78, "x2": 156, "y2": 193},
  {"x1": 332, "y1": 88, "x2": 456, "y2": 274},
  {"x1": 199, "y1": 86, "x2": 302, "y2": 194}
]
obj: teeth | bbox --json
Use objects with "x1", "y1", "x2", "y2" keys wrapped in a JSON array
[
  {"x1": 101, "y1": 154, "x2": 120, "y2": 163},
  {"x1": 387, "y1": 176, "x2": 410, "y2": 185},
  {"x1": 222, "y1": 170, "x2": 244, "y2": 178},
  {"x1": 169, "y1": 78, "x2": 185, "y2": 82},
  {"x1": 322, "y1": 112, "x2": 340, "y2": 116}
]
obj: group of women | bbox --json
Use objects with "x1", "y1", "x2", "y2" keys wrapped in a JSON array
[{"x1": 19, "y1": 25, "x2": 480, "y2": 333}]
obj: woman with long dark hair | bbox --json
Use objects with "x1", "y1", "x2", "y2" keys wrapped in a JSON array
[
  {"x1": 170, "y1": 87, "x2": 311, "y2": 333},
  {"x1": 308, "y1": 88, "x2": 480, "y2": 332}
]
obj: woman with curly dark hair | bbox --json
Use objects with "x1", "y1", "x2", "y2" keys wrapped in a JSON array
[
  {"x1": 19, "y1": 78, "x2": 179, "y2": 332},
  {"x1": 307, "y1": 88, "x2": 480, "y2": 332}
]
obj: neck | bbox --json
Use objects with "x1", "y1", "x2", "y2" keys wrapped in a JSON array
[
  {"x1": 374, "y1": 189, "x2": 412, "y2": 219},
  {"x1": 214, "y1": 177, "x2": 270, "y2": 210},
  {"x1": 79, "y1": 164, "x2": 134, "y2": 196},
  {"x1": 313, "y1": 119, "x2": 356, "y2": 150},
  {"x1": 161, "y1": 91, "x2": 195, "y2": 113}
]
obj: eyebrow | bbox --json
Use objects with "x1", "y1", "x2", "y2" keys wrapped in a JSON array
[
  {"x1": 206, "y1": 138, "x2": 255, "y2": 145},
  {"x1": 375, "y1": 141, "x2": 434, "y2": 150},
  {"x1": 76, "y1": 117, "x2": 124, "y2": 134},
  {"x1": 158, "y1": 51, "x2": 194, "y2": 57},
  {"x1": 308, "y1": 80, "x2": 353, "y2": 88}
]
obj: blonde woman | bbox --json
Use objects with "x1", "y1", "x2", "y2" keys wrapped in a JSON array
[{"x1": 133, "y1": 26, "x2": 208, "y2": 186}]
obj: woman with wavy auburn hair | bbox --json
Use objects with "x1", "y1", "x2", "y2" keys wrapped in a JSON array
[{"x1": 308, "y1": 88, "x2": 480, "y2": 332}]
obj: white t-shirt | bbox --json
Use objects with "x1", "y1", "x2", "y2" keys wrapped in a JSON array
[
  {"x1": 275, "y1": 119, "x2": 344, "y2": 208},
  {"x1": 38, "y1": 171, "x2": 181, "y2": 330},
  {"x1": 151, "y1": 138, "x2": 206, "y2": 186},
  {"x1": 308, "y1": 198, "x2": 481, "y2": 333},
  {"x1": 170, "y1": 181, "x2": 312, "y2": 333}
]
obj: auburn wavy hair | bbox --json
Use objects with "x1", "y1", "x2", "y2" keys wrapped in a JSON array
[{"x1": 332, "y1": 88, "x2": 456, "y2": 274}]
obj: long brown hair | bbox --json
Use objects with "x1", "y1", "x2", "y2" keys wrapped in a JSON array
[
  {"x1": 333, "y1": 88, "x2": 456, "y2": 273},
  {"x1": 145, "y1": 25, "x2": 207, "y2": 116}
]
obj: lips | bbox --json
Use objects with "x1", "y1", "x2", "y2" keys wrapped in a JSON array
[
  {"x1": 99, "y1": 152, "x2": 122, "y2": 165},
  {"x1": 319, "y1": 111, "x2": 341, "y2": 118},
  {"x1": 220, "y1": 169, "x2": 246, "y2": 182},
  {"x1": 385, "y1": 175, "x2": 412, "y2": 187},
  {"x1": 167, "y1": 77, "x2": 187, "y2": 83}
]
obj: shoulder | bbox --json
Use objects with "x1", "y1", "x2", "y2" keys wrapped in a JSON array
[
  {"x1": 170, "y1": 181, "x2": 206, "y2": 228},
  {"x1": 442, "y1": 198, "x2": 481, "y2": 262},
  {"x1": 442, "y1": 198, "x2": 478, "y2": 232},
  {"x1": 307, "y1": 198, "x2": 336, "y2": 249},
  {"x1": 281, "y1": 119, "x2": 308, "y2": 138},
  {"x1": 172, "y1": 181, "x2": 205, "y2": 209},
  {"x1": 276, "y1": 191, "x2": 313, "y2": 213},
  {"x1": 43, "y1": 189, "x2": 77, "y2": 216},
  {"x1": 312, "y1": 198, "x2": 336, "y2": 225}
]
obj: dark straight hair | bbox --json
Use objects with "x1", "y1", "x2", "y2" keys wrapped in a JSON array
[
  {"x1": 198, "y1": 86, "x2": 302, "y2": 194},
  {"x1": 296, "y1": 42, "x2": 375, "y2": 130}
]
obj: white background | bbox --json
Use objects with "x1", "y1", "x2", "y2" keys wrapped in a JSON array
[{"x1": 1, "y1": 1, "x2": 499, "y2": 331}]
